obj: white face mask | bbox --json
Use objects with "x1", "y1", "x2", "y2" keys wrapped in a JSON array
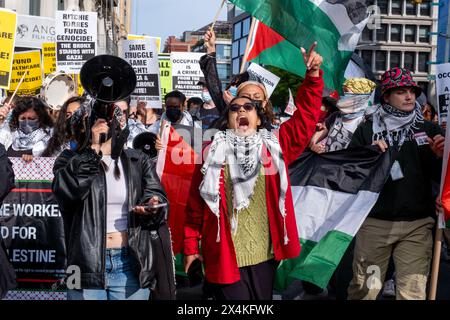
[{"x1": 201, "y1": 91, "x2": 213, "y2": 103}]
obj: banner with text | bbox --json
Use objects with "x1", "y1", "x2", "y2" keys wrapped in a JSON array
[
  {"x1": 127, "y1": 34, "x2": 161, "y2": 53},
  {"x1": 8, "y1": 50, "x2": 43, "y2": 96},
  {"x1": 0, "y1": 9, "x2": 17, "y2": 90},
  {"x1": 247, "y1": 63, "x2": 280, "y2": 98},
  {"x1": 42, "y1": 42, "x2": 56, "y2": 77},
  {"x1": 16, "y1": 15, "x2": 55, "y2": 49},
  {"x1": 55, "y1": 11, "x2": 97, "y2": 74},
  {"x1": 436, "y1": 63, "x2": 450, "y2": 126},
  {"x1": 122, "y1": 39, "x2": 162, "y2": 109},
  {"x1": 171, "y1": 52, "x2": 205, "y2": 98},
  {"x1": 159, "y1": 53, "x2": 172, "y2": 102},
  {"x1": 0, "y1": 157, "x2": 66, "y2": 289}
]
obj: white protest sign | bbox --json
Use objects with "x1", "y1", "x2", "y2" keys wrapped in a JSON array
[
  {"x1": 436, "y1": 63, "x2": 450, "y2": 126},
  {"x1": 246, "y1": 63, "x2": 280, "y2": 98},
  {"x1": 122, "y1": 38, "x2": 162, "y2": 109},
  {"x1": 170, "y1": 52, "x2": 205, "y2": 98},
  {"x1": 55, "y1": 11, "x2": 97, "y2": 74},
  {"x1": 15, "y1": 15, "x2": 55, "y2": 49},
  {"x1": 284, "y1": 88, "x2": 297, "y2": 116}
]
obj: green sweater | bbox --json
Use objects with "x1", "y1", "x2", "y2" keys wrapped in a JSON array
[{"x1": 224, "y1": 165, "x2": 274, "y2": 267}]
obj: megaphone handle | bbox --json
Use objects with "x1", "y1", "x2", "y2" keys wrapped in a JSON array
[{"x1": 99, "y1": 133, "x2": 107, "y2": 144}]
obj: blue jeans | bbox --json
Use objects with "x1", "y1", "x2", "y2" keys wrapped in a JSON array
[{"x1": 67, "y1": 247, "x2": 150, "y2": 300}]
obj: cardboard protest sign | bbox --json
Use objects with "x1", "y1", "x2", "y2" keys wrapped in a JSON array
[
  {"x1": 122, "y1": 39, "x2": 162, "y2": 109},
  {"x1": 170, "y1": 52, "x2": 205, "y2": 98},
  {"x1": 16, "y1": 15, "x2": 56, "y2": 49},
  {"x1": 8, "y1": 50, "x2": 43, "y2": 96},
  {"x1": 247, "y1": 63, "x2": 280, "y2": 98},
  {"x1": 127, "y1": 34, "x2": 161, "y2": 53},
  {"x1": 0, "y1": 9, "x2": 17, "y2": 90},
  {"x1": 55, "y1": 11, "x2": 97, "y2": 74}
]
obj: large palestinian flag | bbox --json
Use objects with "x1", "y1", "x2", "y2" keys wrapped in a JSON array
[
  {"x1": 276, "y1": 146, "x2": 394, "y2": 290},
  {"x1": 232, "y1": 0, "x2": 370, "y2": 91}
]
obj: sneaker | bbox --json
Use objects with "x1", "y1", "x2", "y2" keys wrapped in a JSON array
[{"x1": 382, "y1": 279, "x2": 395, "y2": 298}]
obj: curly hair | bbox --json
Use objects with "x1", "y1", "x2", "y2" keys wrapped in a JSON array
[
  {"x1": 42, "y1": 96, "x2": 85, "y2": 157},
  {"x1": 217, "y1": 96, "x2": 272, "y2": 131},
  {"x1": 10, "y1": 97, "x2": 54, "y2": 133}
]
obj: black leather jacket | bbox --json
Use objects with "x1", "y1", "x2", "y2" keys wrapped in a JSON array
[{"x1": 52, "y1": 147, "x2": 168, "y2": 289}]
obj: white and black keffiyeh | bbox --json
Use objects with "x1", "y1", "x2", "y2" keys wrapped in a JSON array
[
  {"x1": 372, "y1": 102, "x2": 424, "y2": 147},
  {"x1": 11, "y1": 128, "x2": 52, "y2": 156},
  {"x1": 200, "y1": 129, "x2": 289, "y2": 244}
]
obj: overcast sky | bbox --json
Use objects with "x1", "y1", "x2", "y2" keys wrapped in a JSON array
[{"x1": 131, "y1": 0, "x2": 228, "y2": 46}]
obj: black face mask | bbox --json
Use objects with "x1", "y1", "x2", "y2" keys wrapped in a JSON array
[{"x1": 166, "y1": 108, "x2": 182, "y2": 123}]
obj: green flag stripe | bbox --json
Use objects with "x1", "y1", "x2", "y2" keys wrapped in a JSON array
[{"x1": 275, "y1": 230, "x2": 353, "y2": 290}]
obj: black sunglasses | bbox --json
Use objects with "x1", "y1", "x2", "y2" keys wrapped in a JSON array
[{"x1": 229, "y1": 102, "x2": 257, "y2": 112}]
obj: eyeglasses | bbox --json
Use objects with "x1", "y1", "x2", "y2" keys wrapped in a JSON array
[{"x1": 229, "y1": 102, "x2": 257, "y2": 112}]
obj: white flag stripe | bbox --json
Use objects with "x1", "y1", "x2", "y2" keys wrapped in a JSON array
[{"x1": 292, "y1": 185, "x2": 379, "y2": 242}]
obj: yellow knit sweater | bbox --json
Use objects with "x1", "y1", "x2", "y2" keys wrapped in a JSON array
[{"x1": 224, "y1": 165, "x2": 274, "y2": 268}]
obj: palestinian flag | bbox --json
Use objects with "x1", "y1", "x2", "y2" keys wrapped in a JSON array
[
  {"x1": 275, "y1": 146, "x2": 394, "y2": 290},
  {"x1": 232, "y1": 0, "x2": 370, "y2": 91},
  {"x1": 156, "y1": 122, "x2": 201, "y2": 255}
]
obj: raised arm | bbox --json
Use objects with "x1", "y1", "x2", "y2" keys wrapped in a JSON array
[{"x1": 278, "y1": 42, "x2": 324, "y2": 165}]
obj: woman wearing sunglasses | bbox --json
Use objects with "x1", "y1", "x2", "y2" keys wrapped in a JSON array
[{"x1": 184, "y1": 43, "x2": 324, "y2": 300}]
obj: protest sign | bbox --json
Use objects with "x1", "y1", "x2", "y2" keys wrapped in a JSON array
[
  {"x1": 247, "y1": 62, "x2": 280, "y2": 98},
  {"x1": 8, "y1": 50, "x2": 43, "y2": 96},
  {"x1": 159, "y1": 53, "x2": 172, "y2": 100},
  {"x1": 0, "y1": 158, "x2": 66, "y2": 290},
  {"x1": 42, "y1": 42, "x2": 56, "y2": 77},
  {"x1": 128, "y1": 34, "x2": 161, "y2": 53},
  {"x1": 55, "y1": 11, "x2": 97, "y2": 74},
  {"x1": 122, "y1": 39, "x2": 162, "y2": 108},
  {"x1": 16, "y1": 15, "x2": 55, "y2": 49},
  {"x1": 0, "y1": 9, "x2": 17, "y2": 90},
  {"x1": 171, "y1": 52, "x2": 204, "y2": 98},
  {"x1": 436, "y1": 63, "x2": 450, "y2": 126}
]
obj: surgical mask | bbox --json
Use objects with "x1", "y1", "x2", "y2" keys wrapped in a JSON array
[
  {"x1": 19, "y1": 119, "x2": 39, "y2": 134},
  {"x1": 228, "y1": 86, "x2": 238, "y2": 97},
  {"x1": 201, "y1": 91, "x2": 213, "y2": 103},
  {"x1": 165, "y1": 108, "x2": 182, "y2": 123}
]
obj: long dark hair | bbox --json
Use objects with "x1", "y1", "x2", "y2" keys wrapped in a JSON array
[
  {"x1": 217, "y1": 96, "x2": 272, "y2": 131},
  {"x1": 42, "y1": 96, "x2": 85, "y2": 157},
  {"x1": 10, "y1": 97, "x2": 54, "y2": 132}
]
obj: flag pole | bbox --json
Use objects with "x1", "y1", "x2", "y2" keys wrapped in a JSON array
[
  {"x1": 428, "y1": 213, "x2": 444, "y2": 300},
  {"x1": 240, "y1": 17, "x2": 256, "y2": 73},
  {"x1": 210, "y1": 0, "x2": 227, "y2": 32}
]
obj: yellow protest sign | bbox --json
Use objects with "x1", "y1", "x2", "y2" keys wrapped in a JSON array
[
  {"x1": 8, "y1": 51, "x2": 43, "y2": 96},
  {"x1": 72, "y1": 73, "x2": 84, "y2": 96},
  {"x1": 0, "y1": 9, "x2": 17, "y2": 90},
  {"x1": 159, "y1": 53, "x2": 172, "y2": 99},
  {"x1": 128, "y1": 34, "x2": 161, "y2": 53},
  {"x1": 42, "y1": 42, "x2": 56, "y2": 78}
]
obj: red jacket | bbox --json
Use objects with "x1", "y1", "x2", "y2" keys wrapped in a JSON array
[{"x1": 184, "y1": 71, "x2": 324, "y2": 284}]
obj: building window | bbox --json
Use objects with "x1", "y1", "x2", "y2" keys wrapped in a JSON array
[
  {"x1": 418, "y1": 52, "x2": 429, "y2": 72},
  {"x1": 419, "y1": 2, "x2": 431, "y2": 16},
  {"x1": 232, "y1": 41, "x2": 239, "y2": 59},
  {"x1": 217, "y1": 64, "x2": 231, "y2": 80},
  {"x1": 0, "y1": 0, "x2": 5, "y2": 8},
  {"x1": 376, "y1": 51, "x2": 387, "y2": 71},
  {"x1": 404, "y1": 25, "x2": 416, "y2": 42},
  {"x1": 390, "y1": 24, "x2": 401, "y2": 42},
  {"x1": 361, "y1": 50, "x2": 373, "y2": 69},
  {"x1": 417, "y1": 82, "x2": 429, "y2": 94},
  {"x1": 377, "y1": 0, "x2": 388, "y2": 14},
  {"x1": 390, "y1": 51, "x2": 401, "y2": 68},
  {"x1": 242, "y1": 18, "x2": 251, "y2": 37},
  {"x1": 376, "y1": 24, "x2": 387, "y2": 42},
  {"x1": 391, "y1": 0, "x2": 403, "y2": 15},
  {"x1": 233, "y1": 22, "x2": 242, "y2": 40},
  {"x1": 405, "y1": 1, "x2": 416, "y2": 15},
  {"x1": 29, "y1": 0, "x2": 41, "y2": 15},
  {"x1": 419, "y1": 26, "x2": 430, "y2": 43},
  {"x1": 58, "y1": 0, "x2": 64, "y2": 10},
  {"x1": 404, "y1": 52, "x2": 415, "y2": 71},
  {"x1": 232, "y1": 58, "x2": 241, "y2": 75},
  {"x1": 217, "y1": 44, "x2": 231, "y2": 60},
  {"x1": 239, "y1": 38, "x2": 247, "y2": 56},
  {"x1": 362, "y1": 27, "x2": 373, "y2": 42}
]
